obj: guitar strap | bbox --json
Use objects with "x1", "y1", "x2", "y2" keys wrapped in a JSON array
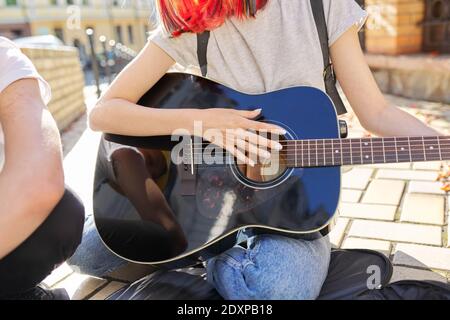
[
  {"x1": 196, "y1": 0, "x2": 347, "y2": 115},
  {"x1": 310, "y1": 0, "x2": 348, "y2": 115},
  {"x1": 197, "y1": 31, "x2": 210, "y2": 78}
]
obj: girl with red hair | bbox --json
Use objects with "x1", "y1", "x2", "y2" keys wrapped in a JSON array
[{"x1": 89, "y1": 0, "x2": 440, "y2": 299}]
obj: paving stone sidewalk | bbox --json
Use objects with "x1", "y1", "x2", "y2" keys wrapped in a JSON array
[
  {"x1": 46, "y1": 89, "x2": 450, "y2": 299},
  {"x1": 332, "y1": 94, "x2": 450, "y2": 284}
]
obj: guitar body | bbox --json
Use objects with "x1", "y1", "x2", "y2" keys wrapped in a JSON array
[{"x1": 94, "y1": 73, "x2": 341, "y2": 269}]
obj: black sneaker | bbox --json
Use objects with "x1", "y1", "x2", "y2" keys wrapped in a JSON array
[{"x1": 1, "y1": 285, "x2": 70, "y2": 300}]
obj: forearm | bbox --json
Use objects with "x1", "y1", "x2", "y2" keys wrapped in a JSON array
[
  {"x1": 367, "y1": 104, "x2": 441, "y2": 138},
  {"x1": 89, "y1": 99, "x2": 201, "y2": 136}
]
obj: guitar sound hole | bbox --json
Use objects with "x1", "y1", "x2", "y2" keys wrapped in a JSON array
[{"x1": 236, "y1": 135, "x2": 288, "y2": 184}]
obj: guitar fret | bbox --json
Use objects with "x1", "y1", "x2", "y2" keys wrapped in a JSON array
[
  {"x1": 370, "y1": 138, "x2": 374, "y2": 164},
  {"x1": 308, "y1": 139, "x2": 317, "y2": 167},
  {"x1": 407, "y1": 137, "x2": 412, "y2": 162},
  {"x1": 295, "y1": 141, "x2": 298, "y2": 167},
  {"x1": 422, "y1": 137, "x2": 427, "y2": 161},
  {"x1": 326, "y1": 140, "x2": 334, "y2": 166},
  {"x1": 439, "y1": 137, "x2": 450, "y2": 160},
  {"x1": 394, "y1": 138, "x2": 399, "y2": 163},
  {"x1": 301, "y1": 140, "x2": 304, "y2": 168},
  {"x1": 323, "y1": 140, "x2": 326, "y2": 166},
  {"x1": 316, "y1": 139, "x2": 324, "y2": 167},
  {"x1": 361, "y1": 138, "x2": 373, "y2": 164},
  {"x1": 409, "y1": 137, "x2": 426, "y2": 162},
  {"x1": 341, "y1": 139, "x2": 351, "y2": 166},
  {"x1": 336, "y1": 140, "x2": 342, "y2": 166},
  {"x1": 308, "y1": 140, "x2": 311, "y2": 167},
  {"x1": 372, "y1": 138, "x2": 384, "y2": 164},
  {"x1": 423, "y1": 136, "x2": 441, "y2": 161},
  {"x1": 331, "y1": 140, "x2": 335, "y2": 166},
  {"x1": 349, "y1": 139, "x2": 353, "y2": 165},
  {"x1": 383, "y1": 138, "x2": 397, "y2": 163},
  {"x1": 382, "y1": 138, "x2": 386, "y2": 163},
  {"x1": 396, "y1": 137, "x2": 412, "y2": 163},
  {"x1": 350, "y1": 139, "x2": 362, "y2": 165},
  {"x1": 438, "y1": 137, "x2": 443, "y2": 161},
  {"x1": 332, "y1": 139, "x2": 336, "y2": 166},
  {"x1": 316, "y1": 140, "x2": 319, "y2": 167},
  {"x1": 360, "y1": 139, "x2": 363, "y2": 164}
]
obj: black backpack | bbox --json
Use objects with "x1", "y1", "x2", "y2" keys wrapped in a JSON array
[{"x1": 106, "y1": 248, "x2": 450, "y2": 300}]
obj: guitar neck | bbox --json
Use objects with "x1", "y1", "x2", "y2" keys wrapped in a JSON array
[{"x1": 284, "y1": 136, "x2": 450, "y2": 168}]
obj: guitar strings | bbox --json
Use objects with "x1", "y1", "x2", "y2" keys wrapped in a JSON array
[
  {"x1": 185, "y1": 145, "x2": 450, "y2": 157},
  {"x1": 180, "y1": 145, "x2": 448, "y2": 167},
  {"x1": 186, "y1": 136, "x2": 450, "y2": 148},
  {"x1": 185, "y1": 140, "x2": 450, "y2": 152}
]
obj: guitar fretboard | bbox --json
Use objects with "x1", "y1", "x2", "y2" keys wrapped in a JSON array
[{"x1": 283, "y1": 136, "x2": 449, "y2": 168}]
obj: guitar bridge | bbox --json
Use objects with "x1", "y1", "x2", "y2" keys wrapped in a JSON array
[{"x1": 179, "y1": 138, "x2": 197, "y2": 196}]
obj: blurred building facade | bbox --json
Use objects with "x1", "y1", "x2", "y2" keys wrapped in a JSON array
[
  {"x1": 360, "y1": 0, "x2": 449, "y2": 55},
  {"x1": 2, "y1": 0, "x2": 448, "y2": 56},
  {"x1": 360, "y1": 0, "x2": 450, "y2": 104},
  {"x1": 0, "y1": 0, "x2": 153, "y2": 52},
  {"x1": 1, "y1": 0, "x2": 448, "y2": 103}
]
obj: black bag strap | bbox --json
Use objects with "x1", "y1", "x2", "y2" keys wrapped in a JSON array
[
  {"x1": 310, "y1": 0, "x2": 348, "y2": 115},
  {"x1": 197, "y1": 31, "x2": 210, "y2": 77}
]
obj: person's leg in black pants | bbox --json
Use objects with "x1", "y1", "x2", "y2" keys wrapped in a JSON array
[{"x1": 0, "y1": 187, "x2": 84, "y2": 299}]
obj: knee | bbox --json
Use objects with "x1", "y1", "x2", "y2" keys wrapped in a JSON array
[
  {"x1": 110, "y1": 148, "x2": 145, "y2": 178},
  {"x1": 215, "y1": 235, "x2": 330, "y2": 300},
  {"x1": 0, "y1": 188, "x2": 85, "y2": 276},
  {"x1": 111, "y1": 148, "x2": 143, "y2": 167},
  {"x1": 43, "y1": 187, "x2": 85, "y2": 259}
]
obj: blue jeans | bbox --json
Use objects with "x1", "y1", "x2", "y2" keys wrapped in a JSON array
[{"x1": 206, "y1": 235, "x2": 331, "y2": 300}]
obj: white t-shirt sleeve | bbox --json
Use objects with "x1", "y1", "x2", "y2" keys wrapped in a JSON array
[
  {"x1": 324, "y1": 0, "x2": 368, "y2": 47},
  {"x1": 148, "y1": 27, "x2": 198, "y2": 69},
  {"x1": 0, "y1": 37, "x2": 51, "y2": 104}
]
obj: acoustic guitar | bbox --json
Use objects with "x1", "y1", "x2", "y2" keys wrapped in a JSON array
[{"x1": 94, "y1": 73, "x2": 447, "y2": 269}]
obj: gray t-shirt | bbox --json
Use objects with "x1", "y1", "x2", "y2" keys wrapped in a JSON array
[{"x1": 149, "y1": 0, "x2": 367, "y2": 94}]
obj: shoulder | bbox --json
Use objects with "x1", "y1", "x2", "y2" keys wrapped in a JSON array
[
  {"x1": 0, "y1": 37, "x2": 51, "y2": 103},
  {"x1": 0, "y1": 36, "x2": 18, "y2": 47},
  {"x1": 148, "y1": 26, "x2": 197, "y2": 68},
  {"x1": 0, "y1": 36, "x2": 23, "y2": 64},
  {"x1": 0, "y1": 36, "x2": 19, "y2": 49},
  {"x1": 0, "y1": 36, "x2": 33, "y2": 71}
]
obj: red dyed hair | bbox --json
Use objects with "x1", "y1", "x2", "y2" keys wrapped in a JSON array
[{"x1": 156, "y1": 0, "x2": 269, "y2": 36}]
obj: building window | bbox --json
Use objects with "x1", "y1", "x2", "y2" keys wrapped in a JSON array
[
  {"x1": 66, "y1": 0, "x2": 74, "y2": 4},
  {"x1": 115, "y1": 25, "x2": 123, "y2": 44},
  {"x1": 82, "y1": 0, "x2": 89, "y2": 5},
  {"x1": 54, "y1": 28, "x2": 65, "y2": 44},
  {"x1": 113, "y1": 0, "x2": 119, "y2": 6},
  {"x1": 11, "y1": 29, "x2": 23, "y2": 38},
  {"x1": 424, "y1": 0, "x2": 450, "y2": 53},
  {"x1": 127, "y1": 25, "x2": 134, "y2": 44},
  {"x1": 6, "y1": 0, "x2": 18, "y2": 6}
]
